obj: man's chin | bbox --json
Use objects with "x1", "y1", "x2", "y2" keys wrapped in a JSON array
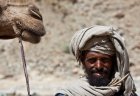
[{"x1": 87, "y1": 74, "x2": 110, "y2": 86}]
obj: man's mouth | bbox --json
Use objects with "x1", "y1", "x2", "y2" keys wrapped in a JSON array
[
  {"x1": 92, "y1": 72, "x2": 104, "y2": 77},
  {"x1": 90, "y1": 68, "x2": 108, "y2": 77}
]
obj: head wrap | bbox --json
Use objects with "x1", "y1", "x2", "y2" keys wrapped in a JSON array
[
  {"x1": 81, "y1": 36, "x2": 116, "y2": 55},
  {"x1": 69, "y1": 25, "x2": 136, "y2": 96}
]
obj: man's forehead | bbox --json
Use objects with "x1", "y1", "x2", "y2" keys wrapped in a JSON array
[{"x1": 84, "y1": 51, "x2": 113, "y2": 58}]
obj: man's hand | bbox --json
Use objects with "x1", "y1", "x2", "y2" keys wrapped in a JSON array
[{"x1": 0, "y1": 1, "x2": 46, "y2": 43}]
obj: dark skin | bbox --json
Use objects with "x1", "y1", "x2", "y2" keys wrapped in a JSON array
[{"x1": 82, "y1": 51, "x2": 114, "y2": 86}]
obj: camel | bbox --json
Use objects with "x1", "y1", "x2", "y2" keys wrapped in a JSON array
[
  {"x1": 0, "y1": 1, "x2": 46, "y2": 95},
  {"x1": 0, "y1": 0, "x2": 46, "y2": 43}
]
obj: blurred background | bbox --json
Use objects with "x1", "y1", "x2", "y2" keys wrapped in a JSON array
[{"x1": 0, "y1": 0, "x2": 140, "y2": 95}]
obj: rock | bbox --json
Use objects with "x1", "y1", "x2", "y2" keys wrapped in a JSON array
[{"x1": 114, "y1": 11, "x2": 125, "y2": 19}]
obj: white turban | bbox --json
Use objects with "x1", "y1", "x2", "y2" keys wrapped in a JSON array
[
  {"x1": 70, "y1": 25, "x2": 119, "y2": 60},
  {"x1": 81, "y1": 36, "x2": 116, "y2": 55}
]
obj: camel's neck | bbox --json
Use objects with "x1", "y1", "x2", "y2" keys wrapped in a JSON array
[{"x1": 7, "y1": 0, "x2": 34, "y2": 6}]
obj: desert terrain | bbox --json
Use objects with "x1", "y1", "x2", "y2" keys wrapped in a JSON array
[{"x1": 0, "y1": 0, "x2": 140, "y2": 95}]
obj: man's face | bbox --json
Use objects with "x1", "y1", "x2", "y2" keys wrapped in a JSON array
[{"x1": 82, "y1": 51, "x2": 114, "y2": 86}]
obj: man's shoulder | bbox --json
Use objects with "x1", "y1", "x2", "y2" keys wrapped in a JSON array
[
  {"x1": 54, "y1": 77, "x2": 88, "y2": 96},
  {"x1": 61, "y1": 77, "x2": 87, "y2": 89}
]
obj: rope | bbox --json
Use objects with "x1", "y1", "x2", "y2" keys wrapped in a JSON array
[{"x1": 19, "y1": 36, "x2": 31, "y2": 96}]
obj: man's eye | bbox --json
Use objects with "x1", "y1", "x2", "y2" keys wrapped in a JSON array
[
  {"x1": 86, "y1": 58, "x2": 97, "y2": 63},
  {"x1": 101, "y1": 58, "x2": 111, "y2": 63}
]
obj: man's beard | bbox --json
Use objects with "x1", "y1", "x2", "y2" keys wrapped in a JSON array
[
  {"x1": 87, "y1": 74, "x2": 110, "y2": 86},
  {"x1": 84, "y1": 67, "x2": 111, "y2": 86}
]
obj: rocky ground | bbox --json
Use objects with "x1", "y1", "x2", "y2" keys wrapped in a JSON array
[{"x1": 0, "y1": 0, "x2": 140, "y2": 95}]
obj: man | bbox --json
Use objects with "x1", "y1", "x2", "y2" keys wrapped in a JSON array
[{"x1": 55, "y1": 25, "x2": 137, "y2": 96}]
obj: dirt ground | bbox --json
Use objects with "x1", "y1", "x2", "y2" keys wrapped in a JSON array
[{"x1": 0, "y1": 0, "x2": 140, "y2": 95}]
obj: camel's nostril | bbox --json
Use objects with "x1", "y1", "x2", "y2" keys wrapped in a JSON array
[{"x1": 28, "y1": 5, "x2": 43, "y2": 21}]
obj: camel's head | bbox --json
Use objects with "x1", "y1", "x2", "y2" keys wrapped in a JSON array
[{"x1": 0, "y1": 0, "x2": 46, "y2": 44}]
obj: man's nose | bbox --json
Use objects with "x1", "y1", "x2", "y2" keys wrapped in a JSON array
[{"x1": 95, "y1": 59, "x2": 103, "y2": 69}]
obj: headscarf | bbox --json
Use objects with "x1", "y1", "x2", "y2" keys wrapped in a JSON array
[
  {"x1": 68, "y1": 25, "x2": 136, "y2": 96},
  {"x1": 80, "y1": 35, "x2": 116, "y2": 56}
]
